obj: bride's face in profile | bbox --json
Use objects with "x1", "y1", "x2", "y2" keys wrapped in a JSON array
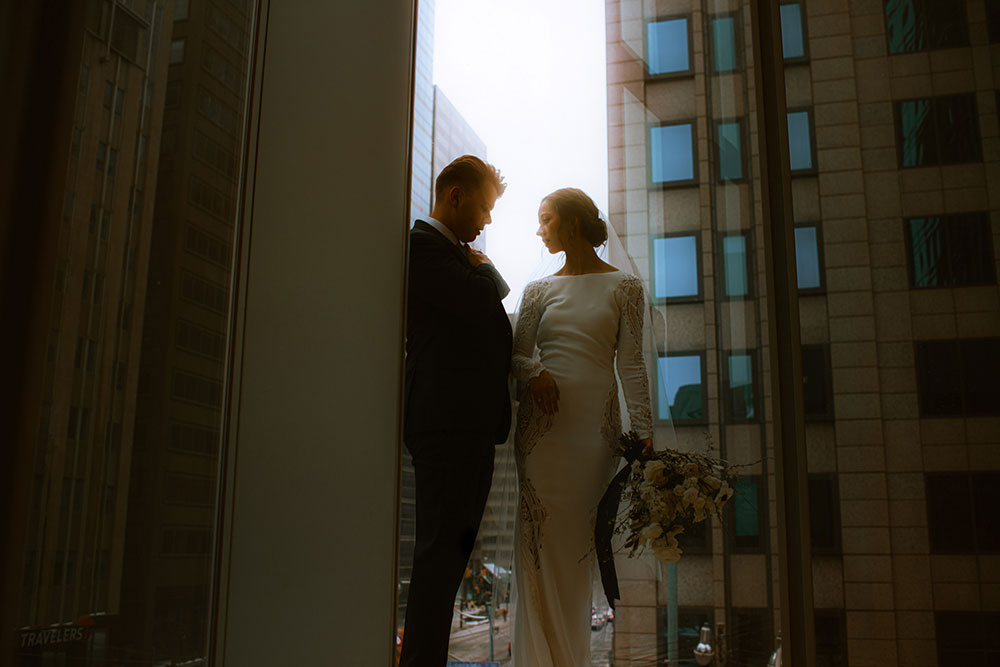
[{"x1": 537, "y1": 199, "x2": 568, "y2": 254}]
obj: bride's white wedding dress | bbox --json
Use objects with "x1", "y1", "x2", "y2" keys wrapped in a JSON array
[{"x1": 510, "y1": 269, "x2": 653, "y2": 666}]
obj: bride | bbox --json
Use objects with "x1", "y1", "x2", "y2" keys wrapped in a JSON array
[{"x1": 510, "y1": 187, "x2": 654, "y2": 666}]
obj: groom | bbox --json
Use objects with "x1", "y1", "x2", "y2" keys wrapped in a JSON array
[{"x1": 401, "y1": 155, "x2": 512, "y2": 666}]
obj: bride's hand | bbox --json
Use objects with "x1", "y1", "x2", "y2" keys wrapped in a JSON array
[
  {"x1": 641, "y1": 438, "x2": 653, "y2": 456},
  {"x1": 528, "y1": 370, "x2": 559, "y2": 415}
]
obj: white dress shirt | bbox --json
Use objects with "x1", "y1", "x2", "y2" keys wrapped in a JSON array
[{"x1": 424, "y1": 216, "x2": 459, "y2": 246}]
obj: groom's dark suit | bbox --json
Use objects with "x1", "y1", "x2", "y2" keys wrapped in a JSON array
[{"x1": 401, "y1": 220, "x2": 512, "y2": 666}]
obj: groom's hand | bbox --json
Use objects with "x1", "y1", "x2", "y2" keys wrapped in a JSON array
[{"x1": 465, "y1": 245, "x2": 494, "y2": 267}]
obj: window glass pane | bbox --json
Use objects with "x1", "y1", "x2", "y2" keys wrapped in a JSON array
[
  {"x1": 787, "y1": 110, "x2": 812, "y2": 170},
  {"x1": 732, "y1": 609, "x2": 772, "y2": 665},
  {"x1": 732, "y1": 477, "x2": 760, "y2": 544},
  {"x1": 916, "y1": 341, "x2": 963, "y2": 416},
  {"x1": 885, "y1": 0, "x2": 929, "y2": 53},
  {"x1": 989, "y1": 0, "x2": 1000, "y2": 42},
  {"x1": 926, "y1": 0, "x2": 969, "y2": 49},
  {"x1": 653, "y1": 235, "x2": 699, "y2": 299},
  {"x1": 722, "y1": 234, "x2": 748, "y2": 297},
  {"x1": 808, "y1": 475, "x2": 840, "y2": 553},
  {"x1": 717, "y1": 121, "x2": 743, "y2": 181},
  {"x1": 779, "y1": 3, "x2": 806, "y2": 59},
  {"x1": 712, "y1": 16, "x2": 737, "y2": 71},
  {"x1": 647, "y1": 18, "x2": 690, "y2": 75},
  {"x1": 802, "y1": 345, "x2": 831, "y2": 418},
  {"x1": 926, "y1": 474, "x2": 976, "y2": 552},
  {"x1": 960, "y1": 340, "x2": 1000, "y2": 416},
  {"x1": 657, "y1": 355, "x2": 703, "y2": 421},
  {"x1": 908, "y1": 216, "x2": 948, "y2": 287},
  {"x1": 794, "y1": 226, "x2": 821, "y2": 290},
  {"x1": 727, "y1": 353, "x2": 754, "y2": 420},
  {"x1": 948, "y1": 214, "x2": 994, "y2": 286},
  {"x1": 169, "y1": 38, "x2": 185, "y2": 64},
  {"x1": 175, "y1": 0, "x2": 189, "y2": 21},
  {"x1": 897, "y1": 99, "x2": 937, "y2": 167},
  {"x1": 973, "y1": 475, "x2": 1000, "y2": 552},
  {"x1": 814, "y1": 612, "x2": 847, "y2": 667},
  {"x1": 650, "y1": 123, "x2": 695, "y2": 183},
  {"x1": 936, "y1": 95, "x2": 982, "y2": 164}
]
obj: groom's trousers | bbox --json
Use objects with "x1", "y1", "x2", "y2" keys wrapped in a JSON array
[{"x1": 400, "y1": 431, "x2": 495, "y2": 667}]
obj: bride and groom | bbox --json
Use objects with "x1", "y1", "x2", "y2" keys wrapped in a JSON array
[{"x1": 402, "y1": 155, "x2": 653, "y2": 666}]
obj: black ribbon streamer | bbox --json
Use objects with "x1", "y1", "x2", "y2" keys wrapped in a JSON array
[{"x1": 595, "y1": 433, "x2": 649, "y2": 610}]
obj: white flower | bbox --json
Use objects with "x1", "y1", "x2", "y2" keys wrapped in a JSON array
[
  {"x1": 643, "y1": 460, "x2": 666, "y2": 482},
  {"x1": 640, "y1": 523, "x2": 663, "y2": 543}
]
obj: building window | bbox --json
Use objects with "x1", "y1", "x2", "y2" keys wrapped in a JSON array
[
  {"x1": 103, "y1": 81, "x2": 113, "y2": 109},
  {"x1": 935, "y1": 612, "x2": 1000, "y2": 664},
  {"x1": 787, "y1": 109, "x2": 815, "y2": 172},
  {"x1": 884, "y1": 0, "x2": 969, "y2": 54},
  {"x1": 175, "y1": 0, "x2": 189, "y2": 21},
  {"x1": 794, "y1": 224, "x2": 824, "y2": 292},
  {"x1": 164, "y1": 473, "x2": 216, "y2": 506},
  {"x1": 809, "y1": 474, "x2": 841, "y2": 554},
  {"x1": 716, "y1": 120, "x2": 745, "y2": 182},
  {"x1": 649, "y1": 122, "x2": 697, "y2": 186},
  {"x1": 646, "y1": 16, "x2": 692, "y2": 77},
  {"x1": 815, "y1": 610, "x2": 848, "y2": 667},
  {"x1": 802, "y1": 344, "x2": 834, "y2": 420},
  {"x1": 652, "y1": 233, "x2": 700, "y2": 302},
  {"x1": 731, "y1": 608, "x2": 772, "y2": 665},
  {"x1": 906, "y1": 213, "x2": 995, "y2": 288},
  {"x1": 657, "y1": 607, "x2": 713, "y2": 663},
  {"x1": 989, "y1": 0, "x2": 1000, "y2": 42},
  {"x1": 915, "y1": 339, "x2": 1000, "y2": 417},
  {"x1": 926, "y1": 473, "x2": 1000, "y2": 554},
  {"x1": 677, "y1": 516, "x2": 711, "y2": 554},
  {"x1": 114, "y1": 86, "x2": 125, "y2": 116},
  {"x1": 896, "y1": 94, "x2": 982, "y2": 167},
  {"x1": 724, "y1": 351, "x2": 756, "y2": 422},
  {"x1": 656, "y1": 353, "x2": 705, "y2": 423},
  {"x1": 710, "y1": 14, "x2": 740, "y2": 72},
  {"x1": 780, "y1": 2, "x2": 808, "y2": 60},
  {"x1": 721, "y1": 233, "x2": 750, "y2": 298},
  {"x1": 170, "y1": 38, "x2": 185, "y2": 65},
  {"x1": 730, "y1": 476, "x2": 764, "y2": 551}
]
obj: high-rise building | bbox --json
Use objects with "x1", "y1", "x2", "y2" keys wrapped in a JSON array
[
  {"x1": 118, "y1": 0, "x2": 251, "y2": 662},
  {"x1": 605, "y1": 0, "x2": 1000, "y2": 664},
  {"x1": 14, "y1": 1, "x2": 174, "y2": 662}
]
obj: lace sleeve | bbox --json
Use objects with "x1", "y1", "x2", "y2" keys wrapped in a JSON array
[
  {"x1": 511, "y1": 279, "x2": 550, "y2": 383},
  {"x1": 615, "y1": 274, "x2": 653, "y2": 439}
]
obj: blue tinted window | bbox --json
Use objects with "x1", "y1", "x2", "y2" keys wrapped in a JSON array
[
  {"x1": 647, "y1": 18, "x2": 690, "y2": 75},
  {"x1": 898, "y1": 99, "x2": 935, "y2": 167},
  {"x1": 653, "y1": 235, "x2": 699, "y2": 299},
  {"x1": 885, "y1": 0, "x2": 969, "y2": 53},
  {"x1": 908, "y1": 214, "x2": 995, "y2": 288},
  {"x1": 657, "y1": 355, "x2": 703, "y2": 421},
  {"x1": 787, "y1": 110, "x2": 813, "y2": 171},
  {"x1": 717, "y1": 122, "x2": 743, "y2": 181},
  {"x1": 780, "y1": 4, "x2": 806, "y2": 59},
  {"x1": 728, "y1": 353, "x2": 755, "y2": 420},
  {"x1": 712, "y1": 16, "x2": 737, "y2": 72},
  {"x1": 650, "y1": 123, "x2": 695, "y2": 183},
  {"x1": 722, "y1": 235, "x2": 749, "y2": 297},
  {"x1": 794, "y1": 226, "x2": 822, "y2": 290}
]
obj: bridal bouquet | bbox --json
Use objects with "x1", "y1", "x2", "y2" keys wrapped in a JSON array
[{"x1": 617, "y1": 432, "x2": 736, "y2": 563}]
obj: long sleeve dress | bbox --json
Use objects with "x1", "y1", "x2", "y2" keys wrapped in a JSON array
[{"x1": 510, "y1": 270, "x2": 653, "y2": 667}]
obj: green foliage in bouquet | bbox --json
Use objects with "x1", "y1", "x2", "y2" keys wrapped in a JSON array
[{"x1": 616, "y1": 431, "x2": 737, "y2": 563}]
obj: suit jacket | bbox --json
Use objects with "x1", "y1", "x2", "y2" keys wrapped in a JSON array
[{"x1": 404, "y1": 220, "x2": 513, "y2": 444}]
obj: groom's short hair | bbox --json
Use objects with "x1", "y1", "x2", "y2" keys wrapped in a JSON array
[{"x1": 435, "y1": 155, "x2": 506, "y2": 203}]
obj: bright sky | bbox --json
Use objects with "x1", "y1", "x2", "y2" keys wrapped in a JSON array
[{"x1": 432, "y1": 0, "x2": 609, "y2": 310}]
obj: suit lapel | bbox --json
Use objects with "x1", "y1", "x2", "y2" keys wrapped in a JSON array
[{"x1": 414, "y1": 219, "x2": 468, "y2": 264}]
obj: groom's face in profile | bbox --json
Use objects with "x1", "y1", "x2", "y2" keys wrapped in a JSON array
[{"x1": 452, "y1": 181, "x2": 499, "y2": 244}]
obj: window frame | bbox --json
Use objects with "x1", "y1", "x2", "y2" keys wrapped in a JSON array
[
  {"x1": 717, "y1": 230, "x2": 753, "y2": 301},
  {"x1": 722, "y1": 349, "x2": 759, "y2": 424},
  {"x1": 647, "y1": 119, "x2": 700, "y2": 189},
  {"x1": 650, "y1": 231, "x2": 703, "y2": 304},
  {"x1": 709, "y1": 11, "x2": 743, "y2": 73},
  {"x1": 786, "y1": 106, "x2": 817, "y2": 175},
  {"x1": 713, "y1": 117, "x2": 748, "y2": 184},
  {"x1": 793, "y1": 221, "x2": 826, "y2": 294},
  {"x1": 894, "y1": 93, "x2": 984, "y2": 168},
  {"x1": 779, "y1": 1, "x2": 810, "y2": 63},
  {"x1": 655, "y1": 350, "x2": 708, "y2": 426},
  {"x1": 903, "y1": 212, "x2": 997, "y2": 289},
  {"x1": 643, "y1": 13, "x2": 695, "y2": 80}
]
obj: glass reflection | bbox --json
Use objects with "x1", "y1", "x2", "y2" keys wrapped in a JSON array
[
  {"x1": 647, "y1": 17, "x2": 690, "y2": 75},
  {"x1": 656, "y1": 355, "x2": 703, "y2": 421},
  {"x1": 653, "y1": 235, "x2": 699, "y2": 299},
  {"x1": 650, "y1": 123, "x2": 696, "y2": 184}
]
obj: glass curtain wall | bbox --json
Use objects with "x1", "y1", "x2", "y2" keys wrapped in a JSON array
[{"x1": 9, "y1": 0, "x2": 257, "y2": 664}]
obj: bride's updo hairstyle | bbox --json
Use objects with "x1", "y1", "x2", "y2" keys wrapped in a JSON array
[{"x1": 543, "y1": 188, "x2": 608, "y2": 248}]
